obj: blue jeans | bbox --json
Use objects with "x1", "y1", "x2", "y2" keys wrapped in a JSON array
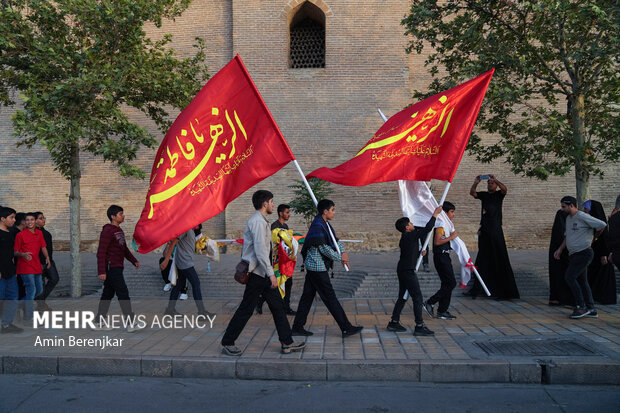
[
  {"x1": 20, "y1": 274, "x2": 43, "y2": 320},
  {"x1": 168, "y1": 266, "x2": 205, "y2": 312},
  {"x1": 0, "y1": 276, "x2": 19, "y2": 327}
]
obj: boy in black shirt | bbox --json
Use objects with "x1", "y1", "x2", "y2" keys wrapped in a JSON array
[
  {"x1": 34, "y1": 212, "x2": 59, "y2": 311},
  {"x1": 424, "y1": 202, "x2": 458, "y2": 320},
  {"x1": 0, "y1": 206, "x2": 23, "y2": 333},
  {"x1": 387, "y1": 206, "x2": 442, "y2": 336}
]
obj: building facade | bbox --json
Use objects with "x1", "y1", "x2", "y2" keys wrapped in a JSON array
[{"x1": 0, "y1": 0, "x2": 617, "y2": 252}]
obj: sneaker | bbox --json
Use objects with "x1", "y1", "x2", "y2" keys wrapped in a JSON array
[
  {"x1": 414, "y1": 324, "x2": 434, "y2": 336},
  {"x1": 164, "y1": 308, "x2": 182, "y2": 317},
  {"x1": 197, "y1": 310, "x2": 216, "y2": 318},
  {"x1": 126, "y1": 323, "x2": 145, "y2": 333},
  {"x1": 91, "y1": 322, "x2": 113, "y2": 331},
  {"x1": 423, "y1": 300, "x2": 435, "y2": 318},
  {"x1": 423, "y1": 263, "x2": 430, "y2": 272},
  {"x1": 585, "y1": 309, "x2": 598, "y2": 318},
  {"x1": 342, "y1": 325, "x2": 364, "y2": 337},
  {"x1": 569, "y1": 307, "x2": 591, "y2": 319},
  {"x1": 286, "y1": 308, "x2": 297, "y2": 316},
  {"x1": 291, "y1": 327, "x2": 314, "y2": 336},
  {"x1": 222, "y1": 344, "x2": 242, "y2": 356},
  {"x1": 1, "y1": 323, "x2": 24, "y2": 334},
  {"x1": 436, "y1": 311, "x2": 456, "y2": 320},
  {"x1": 179, "y1": 293, "x2": 188, "y2": 300},
  {"x1": 386, "y1": 321, "x2": 407, "y2": 332},
  {"x1": 163, "y1": 283, "x2": 172, "y2": 292},
  {"x1": 281, "y1": 341, "x2": 306, "y2": 354}
]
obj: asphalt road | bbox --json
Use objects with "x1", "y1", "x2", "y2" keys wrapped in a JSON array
[{"x1": 1, "y1": 375, "x2": 619, "y2": 412}]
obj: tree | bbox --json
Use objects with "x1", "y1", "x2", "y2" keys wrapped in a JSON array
[
  {"x1": 289, "y1": 178, "x2": 333, "y2": 227},
  {"x1": 0, "y1": 0, "x2": 209, "y2": 297},
  {"x1": 402, "y1": 1, "x2": 619, "y2": 204}
]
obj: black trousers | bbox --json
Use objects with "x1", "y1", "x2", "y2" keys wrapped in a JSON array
[
  {"x1": 427, "y1": 253, "x2": 456, "y2": 313},
  {"x1": 257, "y1": 277, "x2": 293, "y2": 310},
  {"x1": 391, "y1": 269, "x2": 424, "y2": 325},
  {"x1": 565, "y1": 248, "x2": 595, "y2": 309},
  {"x1": 35, "y1": 259, "x2": 59, "y2": 301},
  {"x1": 96, "y1": 267, "x2": 134, "y2": 318},
  {"x1": 292, "y1": 270, "x2": 353, "y2": 332},
  {"x1": 222, "y1": 273, "x2": 293, "y2": 345}
]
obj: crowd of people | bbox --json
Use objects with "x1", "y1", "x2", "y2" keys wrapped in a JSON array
[
  {"x1": 0, "y1": 209, "x2": 58, "y2": 333},
  {"x1": 1, "y1": 182, "x2": 618, "y2": 352}
]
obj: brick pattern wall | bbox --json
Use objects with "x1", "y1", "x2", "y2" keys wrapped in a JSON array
[{"x1": 0, "y1": 0, "x2": 618, "y2": 253}]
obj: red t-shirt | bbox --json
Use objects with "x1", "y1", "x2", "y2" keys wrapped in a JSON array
[{"x1": 14, "y1": 228, "x2": 46, "y2": 275}]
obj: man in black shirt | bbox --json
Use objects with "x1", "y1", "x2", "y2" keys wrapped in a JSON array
[
  {"x1": 256, "y1": 204, "x2": 296, "y2": 315},
  {"x1": 0, "y1": 206, "x2": 23, "y2": 333},
  {"x1": 34, "y1": 212, "x2": 59, "y2": 311},
  {"x1": 387, "y1": 206, "x2": 442, "y2": 336},
  {"x1": 468, "y1": 174, "x2": 519, "y2": 299}
]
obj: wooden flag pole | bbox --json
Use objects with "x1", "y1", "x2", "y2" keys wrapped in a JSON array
[
  {"x1": 378, "y1": 108, "x2": 490, "y2": 298},
  {"x1": 292, "y1": 160, "x2": 349, "y2": 271}
]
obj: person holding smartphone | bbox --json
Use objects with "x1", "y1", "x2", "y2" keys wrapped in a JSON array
[{"x1": 468, "y1": 174, "x2": 520, "y2": 300}]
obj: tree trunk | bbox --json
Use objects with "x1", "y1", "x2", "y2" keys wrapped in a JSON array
[
  {"x1": 571, "y1": 93, "x2": 590, "y2": 206},
  {"x1": 69, "y1": 146, "x2": 82, "y2": 298}
]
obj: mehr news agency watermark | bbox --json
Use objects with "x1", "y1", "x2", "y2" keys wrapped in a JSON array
[{"x1": 30, "y1": 311, "x2": 216, "y2": 350}]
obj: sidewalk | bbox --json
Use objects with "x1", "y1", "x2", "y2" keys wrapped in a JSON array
[{"x1": 1, "y1": 294, "x2": 619, "y2": 384}]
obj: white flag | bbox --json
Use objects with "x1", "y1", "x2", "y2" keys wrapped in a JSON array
[{"x1": 398, "y1": 180, "x2": 474, "y2": 287}]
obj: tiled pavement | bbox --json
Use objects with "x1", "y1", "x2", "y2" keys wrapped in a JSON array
[{"x1": 1, "y1": 296, "x2": 619, "y2": 383}]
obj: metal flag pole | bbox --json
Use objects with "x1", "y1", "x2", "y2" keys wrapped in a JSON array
[
  {"x1": 378, "y1": 108, "x2": 490, "y2": 298},
  {"x1": 292, "y1": 159, "x2": 349, "y2": 271}
]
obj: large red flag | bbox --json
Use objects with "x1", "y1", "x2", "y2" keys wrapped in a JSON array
[
  {"x1": 307, "y1": 69, "x2": 494, "y2": 185},
  {"x1": 133, "y1": 55, "x2": 294, "y2": 253}
]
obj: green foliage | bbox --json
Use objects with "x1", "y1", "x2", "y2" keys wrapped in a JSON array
[
  {"x1": 0, "y1": 0, "x2": 209, "y2": 179},
  {"x1": 288, "y1": 178, "x2": 333, "y2": 226},
  {"x1": 402, "y1": 0, "x2": 619, "y2": 186}
]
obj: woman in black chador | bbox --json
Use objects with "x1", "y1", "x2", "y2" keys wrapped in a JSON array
[
  {"x1": 583, "y1": 200, "x2": 616, "y2": 305},
  {"x1": 548, "y1": 209, "x2": 574, "y2": 306},
  {"x1": 469, "y1": 175, "x2": 520, "y2": 299}
]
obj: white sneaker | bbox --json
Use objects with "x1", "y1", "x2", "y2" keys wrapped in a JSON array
[
  {"x1": 91, "y1": 323, "x2": 113, "y2": 331},
  {"x1": 126, "y1": 323, "x2": 146, "y2": 333},
  {"x1": 179, "y1": 293, "x2": 188, "y2": 300},
  {"x1": 163, "y1": 283, "x2": 172, "y2": 292}
]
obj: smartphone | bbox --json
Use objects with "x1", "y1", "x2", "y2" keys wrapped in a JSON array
[{"x1": 479, "y1": 174, "x2": 490, "y2": 180}]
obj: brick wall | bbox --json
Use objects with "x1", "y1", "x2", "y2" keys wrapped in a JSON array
[{"x1": 0, "y1": 0, "x2": 617, "y2": 252}]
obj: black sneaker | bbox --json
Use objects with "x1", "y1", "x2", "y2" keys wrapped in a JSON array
[
  {"x1": 569, "y1": 307, "x2": 591, "y2": 319},
  {"x1": 1, "y1": 323, "x2": 24, "y2": 334},
  {"x1": 222, "y1": 344, "x2": 242, "y2": 356},
  {"x1": 281, "y1": 341, "x2": 306, "y2": 354},
  {"x1": 164, "y1": 308, "x2": 182, "y2": 317},
  {"x1": 386, "y1": 321, "x2": 407, "y2": 332},
  {"x1": 414, "y1": 324, "x2": 434, "y2": 336},
  {"x1": 436, "y1": 311, "x2": 456, "y2": 320},
  {"x1": 197, "y1": 310, "x2": 216, "y2": 318},
  {"x1": 585, "y1": 309, "x2": 598, "y2": 318},
  {"x1": 286, "y1": 309, "x2": 297, "y2": 316},
  {"x1": 342, "y1": 326, "x2": 364, "y2": 337},
  {"x1": 423, "y1": 300, "x2": 435, "y2": 318},
  {"x1": 291, "y1": 327, "x2": 314, "y2": 336}
]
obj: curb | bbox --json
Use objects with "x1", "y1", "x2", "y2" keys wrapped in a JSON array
[{"x1": 2, "y1": 355, "x2": 619, "y2": 384}]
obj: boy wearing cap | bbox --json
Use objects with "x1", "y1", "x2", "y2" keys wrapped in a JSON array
[{"x1": 553, "y1": 196, "x2": 606, "y2": 319}]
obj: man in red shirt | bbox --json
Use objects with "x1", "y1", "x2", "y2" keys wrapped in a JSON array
[
  {"x1": 14, "y1": 212, "x2": 50, "y2": 322},
  {"x1": 93, "y1": 205, "x2": 141, "y2": 332}
]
